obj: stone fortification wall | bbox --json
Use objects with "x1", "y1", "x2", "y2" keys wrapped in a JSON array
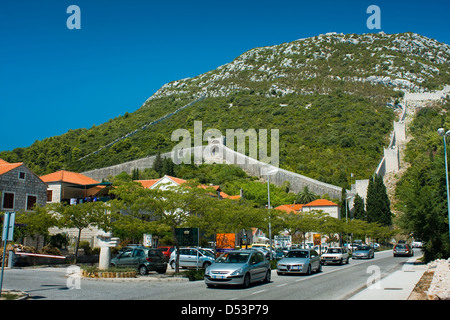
[{"x1": 83, "y1": 144, "x2": 344, "y2": 200}]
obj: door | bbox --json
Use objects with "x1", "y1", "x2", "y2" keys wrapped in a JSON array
[
  {"x1": 116, "y1": 249, "x2": 133, "y2": 268},
  {"x1": 131, "y1": 249, "x2": 145, "y2": 268},
  {"x1": 310, "y1": 250, "x2": 320, "y2": 271},
  {"x1": 249, "y1": 252, "x2": 266, "y2": 281},
  {"x1": 179, "y1": 249, "x2": 194, "y2": 267}
]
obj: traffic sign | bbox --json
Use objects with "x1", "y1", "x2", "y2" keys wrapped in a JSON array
[
  {"x1": 175, "y1": 228, "x2": 199, "y2": 246},
  {"x1": 2, "y1": 212, "x2": 15, "y2": 241}
]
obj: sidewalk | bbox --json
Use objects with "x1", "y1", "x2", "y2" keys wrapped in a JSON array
[{"x1": 349, "y1": 257, "x2": 427, "y2": 300}]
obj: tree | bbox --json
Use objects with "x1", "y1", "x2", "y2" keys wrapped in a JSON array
[
  {"x1": 16, "y1": 205, "x2": 58, "y2": 249},
  {"x1": 353, "y1": 194, "x2": 366, "y2": 220},
  {"x1": 49, "y1": 201, "x2": 110, "y2": 263},
  {"x1": 152, "y1": 152, "x2": 164, "y2": 175},
  {"x1": 295, "y1": 186, "x2": 317, "y2": 204},
  {"x1": 366, "y1": 175, "x2": 392, "y2": 226}
]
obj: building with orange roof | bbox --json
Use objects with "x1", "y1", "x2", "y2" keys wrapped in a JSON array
[
  {"x1": 41, "y1": 170, "x2": 111, "y2": 204},
  {"x1": 136, "y1": 175, "x2": 241, "y2": 200},
  {"x1": 301, "y1": 199, "x2": 340, "y2": 219},
  {"x1": 0, "y1": 159, "x2": 48, "y2": 212}
]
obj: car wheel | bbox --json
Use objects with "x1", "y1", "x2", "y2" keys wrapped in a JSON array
[
  {"x1": 170, "y1": 261, "x2": 176, "y2": 269},
  {"x1": 157, "y1": 268, "x2": 167, "y2": 274},
  {"x1": 306, "y1": 264, "x2": 312, "y2": 276},
  {"x1": 203, "y1": 261, "x2": 211, "y2": 269},
  {"x1": 339, "y1": 258, "x2": 343, "y2": 265},
  {"x1": 139, "y1": 265, "x2": 148, "y2": 276},
  {"x1": 263, "y1": 270, "x2": 271, "y2": 283},
  {"x1": 346, "y1": 257, "x2": 349, "y2": 264},
  {"x1": 242, "y1": 273, "x2": 251, "y2": 288}
]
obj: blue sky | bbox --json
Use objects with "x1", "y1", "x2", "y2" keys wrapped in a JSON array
[{"x1": 0, "y1": 0, "x2": 449, "y2": 151}]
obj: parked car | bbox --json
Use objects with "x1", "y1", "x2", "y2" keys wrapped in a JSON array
[
  {"x1": 169, "y1": 248, "x2": 215, "y2": 269},
  {"x1": 347, "y1": 243, "x2": 361, "y2": 251},
  {"x1": 111, "y1": 247, "x2": 167, "y2": 275},
  {"x1": 277, "y1": 249, "x2": 321, "y2": 275},
  {"x1": 157, "y1": 246, "x2": 174, "y2": 262},
  {"x1": 320, "y1": 247, "x2": 349, "y2": 265},
  {"x1": 352, "y1": 245, "x2": 374, "y2": 259},
  {"x1": 412, "y1": 240, "x2": 423, "y2": 248},
  {"x1": 204, "y1": 250, "x2": 271, "y2": 288},
  {"x1": 393, "y1": 244, "x2": 414, "y2": 257}
]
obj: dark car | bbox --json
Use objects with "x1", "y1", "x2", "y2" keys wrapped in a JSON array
[
  {"x1": 393, "y1": 244, "x2": 414, "y2": 257},
  {"x1": 158, "y1": 246, "x2": 175, "y2": 262},
  {"x1": 111, "y1": 247, "x2": 167, "y2": 275}
]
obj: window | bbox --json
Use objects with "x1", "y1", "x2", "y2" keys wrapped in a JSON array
[
  {"x1": 2, "y1": 192, "x2": 14, "y2": 210},
  {"x1": 133, "y1": 249, "x2": 144, "y2": 257},
  {"x1": 26, "y1": 195, "x2": 37, "y2": 210},
  {"x1": 18, "y1": 172, "x2": 26, "y2": 180},
  {"x1": 47, "y1": 190, "x2": 53, "y2": 202}
]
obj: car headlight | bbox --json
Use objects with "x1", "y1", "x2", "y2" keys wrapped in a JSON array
[{"x1": 231, "y1": 268, "x2": 243, "y2": 276}]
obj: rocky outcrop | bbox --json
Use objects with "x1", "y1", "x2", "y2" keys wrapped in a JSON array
[{"x1": 426, "y1": 258, "x2": 450, "y2": 300}]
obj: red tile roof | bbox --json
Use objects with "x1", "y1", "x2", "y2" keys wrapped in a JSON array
[
  {"x1": 135, "y1": 179, "x2": 160, "y2": 189},
  {"x1": 40, "y1": 170, "x2": 100, "y2": 186},
  {"x1": 275, "y1": 204, "x2": 304, "y2": 213},
  {"x1": 303, "y1": 199, "x2": 338, "y2": 207},
  {"x1": 0, "y1": 159, "x2": 24, "y2": 176},
  {"x1": 135, "y1": 175, "x2": 241, "y2": 200}
]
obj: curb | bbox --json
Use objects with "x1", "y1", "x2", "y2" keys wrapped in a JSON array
[{"x1": 80, "y1": 275, "x2": 189, "y2": 282}]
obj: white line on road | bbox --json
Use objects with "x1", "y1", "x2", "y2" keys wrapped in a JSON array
[{"x1": 251, "y1": 289, "x2": 267, "y2": 295}]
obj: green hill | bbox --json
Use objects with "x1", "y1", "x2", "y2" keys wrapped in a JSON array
[{"x1": 1, "y1": 32, "x2": 449, "y2": 187}]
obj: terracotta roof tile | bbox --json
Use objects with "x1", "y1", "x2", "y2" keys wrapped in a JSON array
[
  {"x1": 0, "y1": 161, "x2": 24, "y2": 176},
  {"x1": 303, "y1": 199, "x2": 338, "y2": 207},
  {"x1": 40, "y1": 170, "x2": 99, "y2": 185},
  {"x1": 135, "y1": 179, "x2": 160, "y2": 188},
  {"x1": 275, "y1": 204, "x2": 304, "y2": 213}
]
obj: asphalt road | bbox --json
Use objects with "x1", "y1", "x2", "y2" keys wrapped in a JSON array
[{"x1": 2, "y1": 249, "x2": 420, "y2": 300}]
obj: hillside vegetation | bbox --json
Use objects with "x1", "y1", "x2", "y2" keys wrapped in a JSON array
[{"x1": 1, "y1": 32, "x2": 449, "y2": 187}]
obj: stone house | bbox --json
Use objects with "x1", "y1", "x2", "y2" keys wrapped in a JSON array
[
  {"x1": 0, "y1": 159, "x2": 47, "y2": 213},
  {"x1": 301, "y1": 199, "x2": 341, "y2": 219},
  {"x1": 40, "y1": 170, "x2": 111, "y2": 205},
  {"x1": 40, "y1": 170, "x2": 112, "y2": 250}
]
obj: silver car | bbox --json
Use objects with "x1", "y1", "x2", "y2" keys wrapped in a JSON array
[
  {"x1": 204, "y1": 250, "x2": 271, "y2": 288},
  {"x1": 277, "y1": 249, "x2": 321, "y2": 275},
  {"x1": 352, "y1": 245, "x2": 375, "y2": 259}
]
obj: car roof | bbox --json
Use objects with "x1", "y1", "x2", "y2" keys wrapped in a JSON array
[{"x1": 235, "y1": 250, "x2": 256, "y2": 253}]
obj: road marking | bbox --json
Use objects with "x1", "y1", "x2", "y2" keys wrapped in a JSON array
[
  {"x1": 251, "y1": 289, "x2": 267, "y2": 295},
  {"x1": 277, "y1": 283, "x2": 287, "y2": 287}
]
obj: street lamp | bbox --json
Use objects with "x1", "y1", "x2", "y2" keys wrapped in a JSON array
[
  {"x1": 266, "y1": 167, "x2": 278, "y2": 260},
  {"x1": 437, "y1": 128, "x2": 450, "y2": 243}
]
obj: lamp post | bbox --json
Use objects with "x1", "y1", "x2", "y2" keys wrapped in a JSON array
[
  {"x1": 266, "y1": 167, "x2": 278, "y2": 260},
  {"x1": 437, "y1": 128, "x2": 450, "y2": 243}
]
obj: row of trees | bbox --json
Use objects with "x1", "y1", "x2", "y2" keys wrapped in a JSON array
[
  {"x1": 14, "y1": 178, "x2": 396, "y2": 267},
  {"x1": 395, "y1": 104, "x2": 450, "y2": 262}
]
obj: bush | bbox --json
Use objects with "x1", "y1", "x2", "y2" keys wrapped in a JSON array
[
  {"x1": 40, "y1": 245, "x2": 62, "y2": 256},
  {"x1": 79, "y1": 241, "x2": 92, "y2": 256},
  {"x1": 185, "y1": 269, "x2": 205, "y2": 281}
]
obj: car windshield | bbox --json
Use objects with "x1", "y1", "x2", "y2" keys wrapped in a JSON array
[
  {"x1": 198, "y1": 249, "x2": 214, "y2": 258},
  {"x1": 216, "y1": 252, "x2": 250, "y2": 263},
  {"x1": 327, "y1": 248, "x2": 342, "y2": 253},
  {"x1": 148, "y1": 249, "x2": 164, "y2": 258},
  {"x1": 285, "y1": 250, "x2": 309, "y2": 258},
  {"x1": 358, "y1": 246, "x2": 371, "y2": 250},
  {"x1": 396, "y1": 245, "x2": 406, "y2": 249}
]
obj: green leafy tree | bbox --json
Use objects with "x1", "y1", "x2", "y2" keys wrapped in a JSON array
[
  {"x1": 49, "y1": 201, "x2": 110, "y2": 263},
  {"x1": 366, "y1": 175, "x2": 392, "y2": 226},
  {"x1": 295, "y1": 186, "x2": 317, "y2": 204},
  {"x1": 353, "y1": 194, "x2": 366, "y2": 220}
]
